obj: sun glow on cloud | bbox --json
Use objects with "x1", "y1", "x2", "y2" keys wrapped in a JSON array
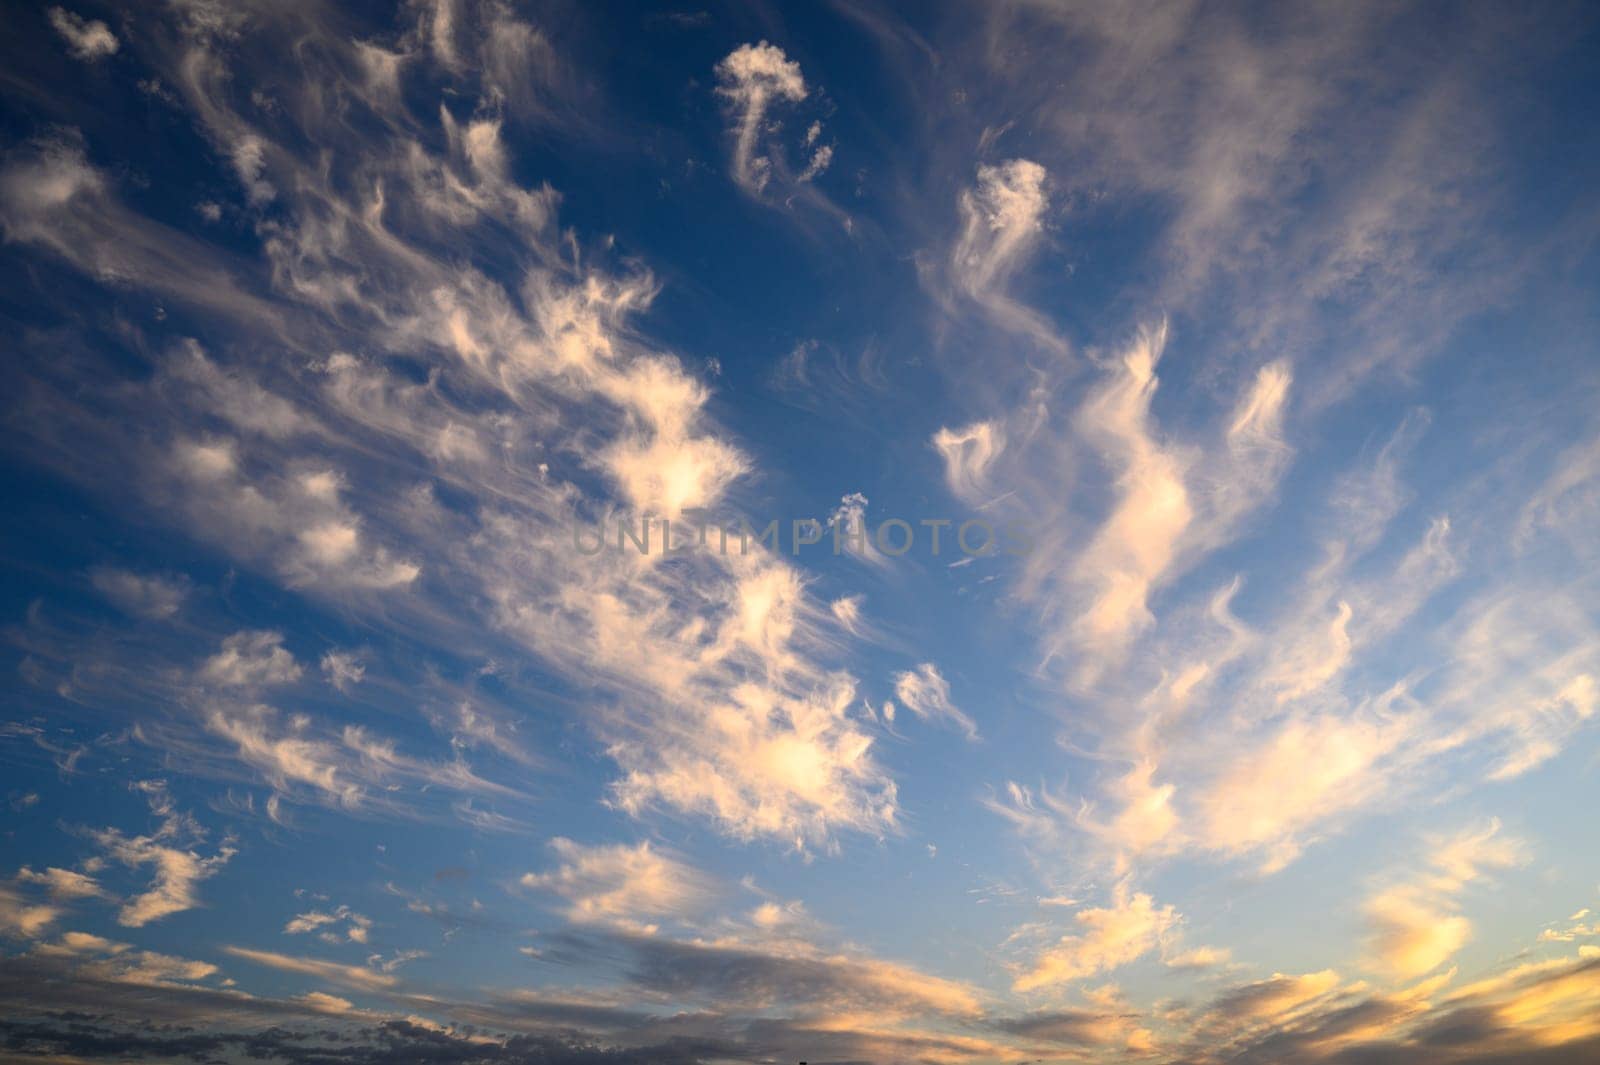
[{"x1": 1, "y1": 2, "x2": 1599, "y2": 1064}]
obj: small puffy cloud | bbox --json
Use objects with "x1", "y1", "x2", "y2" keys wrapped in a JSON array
[
  {"x1": 520, "y1": 838, "x2": 713, "y2": 931},
  {"x1": 320, "y1": 650, "x2": 366, "y2": 693},
  {"x1": 799, "y1": 142, "x2": 832, "y2": 182},
  {"x1": 297, "y1": 990, "x2": 354, "y2": 1013},
  {"x1": 715, "y1": 41, "x2": 809, "y2": 194},
  {"x1": 0, "y1": 132, "x2": 104, "y2": 235},
  {"x1": 1166, "y1": 944, "x2": 1233, "y2": 970},
  {"x1": 0, "y1": 884, "x2": 60, "y2": 939},
  {"x1": 829, "y1": 594, "x2": 863, "y2": 634},
  {"x1": 162, "y1": 439, "x2": 422, "y2": 592},
  {"x1": 825, "y1": 493, "x2": 890, "y2": 569},
  {"x1": 932, "y1": 421, "x2": 1005, "y2": 504},
  {"x1": 366, "y1": 948, "x2": 426, "y2": 973},
  {"x1": 892, "y1": 663, "x2": 979, "y2": 740},
  {"x1": 90, "y1": 568, "x2": 190, "y2": 619},
  {"x1": 56, "y1": 931, "x2": 126, "y2": 954},
  {"x1": 228, "y1": 133, "x2": 275, "y2": 205},
  {"x1": 48, "y1": 7, "x2": 119, "y2": 61},
  {"x1": 952, "y1": 159, "x2": 1049, "y2": 298},
  {"x1": 597, "y1": 356, "x2": 748, "y2": 516},
  {"x1": 285, "y1": 904, "x2": 372, "y2": 944},
  {"x1": 749, "y1": 898, "x2": 807, "y2": 931},
  {"x1": 1013, "y1": 883, "x2": 1178, "y2": 991},
  {"x1": 1539, "y1": 909, "x2": 1599, "y2": 945},
  {"x1": 200, "y1": 630, "x2": 303, "y2": 688},
  {"x1": 16, "y1": 866, "x2": 106, "y2": 900}
]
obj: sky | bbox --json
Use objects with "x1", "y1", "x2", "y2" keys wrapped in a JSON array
[{"x1": 1, "y1": 2, "x2": 1599, "y2": 1063}]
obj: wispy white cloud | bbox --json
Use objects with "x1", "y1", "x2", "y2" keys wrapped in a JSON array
[
  {"x1": 193, "y1": 699, "x2": 521, "y2": 819},
  {"x1": 4, "y1": 8, "x2": 1596, "y2": 1062},
  {"x1": 931, "y1": 421, "x2": 1006, "y2": 505},
  {"x1": 946, "y1": 159, "x2": 1061, "y2": 348},
  {"x1": 4, "y1": 78, "x2": 892, "y2": 854},
  {"x1": 825, "y1": 492, "x2": 893, "y2": 569},
  {"x1": 47, "y1": 7, "x2": 119, "y2": 61},
  {"x1": 284, "y1": 904, "x2": 373, "y2": 945},
  {"x1": 1065, "y1": 322, "x2": 1194, "y2": 670},
  {"x1": 1164, "y1": 944, "x2": 1232, "y2": 971},
  {"x1": 366, "y1": 948, "x2": 427, "y2": 974},
  {"x1": 199, "y1": 631, "x2": 303, "y2": 689},
  {"x1": 160, "y1": 441, "x2": 423, "y2": 592},
  {"x1": 891, "y1": 663, "x2": 978, "y2": 740},
  {"x1": 1, "y1": 2, "x2": 903, "y2": 855},
  {"x1": 89, "y1": 568, "x2": 190, "y2": 620},
  {"x1": 0, "y1": 133, "x2": 283, "y2": 328},
  {"x1": 951, "y1": 159, "x2": 1049, "y2": 299},
  {"x1": 520, "y1": 838, "x2": 714, "y2": 932},
  {"x1": 949, "y1": 321, "x2": 1292, "y2": 691},
  {"x1": 320, "y1": 651, "x2": 366, "y2": 693},
  {"x1": 1363, "y1": 819, "x2": 1524, "y2": 979},
  {"x1": 15, "y1": 866, "x2": 106, "y2": 901},
  {"x1": 1194, "y1": 711, "x2": 1410, "y2": 874},
  {"x1": 715, "y1": 41, "x2": 809, "y2": 195},
  {"x1": 0, "y1": 885, "x2": 61, "y2": 940},
  {"x1": 223, "y1": 945, "x2": 399, "y2": 991},
  {"x1": 89, "y1": 783, "x2": 235, "y2": 928},
  {"x1": 1011, "y1": 882, "x2": 1178, "y2": 991}
]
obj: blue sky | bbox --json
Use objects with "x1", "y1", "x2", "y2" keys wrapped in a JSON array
[{"x1": 2, "y1": 2, "x2": 1600, "y2": 1063}]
